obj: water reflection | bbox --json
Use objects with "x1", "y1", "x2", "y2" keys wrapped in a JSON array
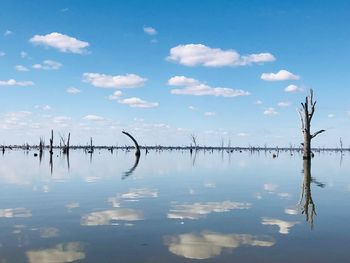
[
  {"x1": 26, "y1": 242, "x2": 85, "y2": 263},
  {"x1": 0, "y1": 208, "x2": 32, "y2": 218},
  {"x1": 300, "y1": 159, "x2": 323, "y2": 229},
  {"x1": 168, "y1": 201, "x2": 251, "y2": 220},
  {"x1": 122, "y1": 154, "x2": 140, "y2": 179},
  {"x1": 261, "y1": 217, "x2": 299, "y2": 234},
  {"x1": 81, "y1": 208, "x2": 144, "y2": 226},
  {"x1": 165, "y1": 231, "x2": 275, "y2": 259}
]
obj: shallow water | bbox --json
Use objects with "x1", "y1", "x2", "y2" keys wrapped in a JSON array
[{"x1": 0, "y1": 149, "x2": 349, "y2": 262}]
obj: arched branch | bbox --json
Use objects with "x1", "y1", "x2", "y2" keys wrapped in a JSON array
[{"x1": 122, "y1": 131, "x2": 140, "y2": 157}]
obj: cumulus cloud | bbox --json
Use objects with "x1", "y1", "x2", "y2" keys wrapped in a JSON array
[
  {"x1": 66, "y1": 87, "x2": 81, "y2": 94},
  {"x1": 15, "y1": 65, "x2": 29, "y2": 72},
  {"x1": 108, "y1": 90, "x2": 122, "y2": 100},
  {"x1": 143, "y1": 26, "x2": 157, "y2": 35},
  {"x1": 32, "y1": 60, "x2": 62, "y2": 70},
  {"x1": 167, "y1": 44, "x2": 275, "y2": 67},
  {"x1": 261, "y1": 217, "x2": 299, "y2": 234},
  {"x1": 263, "y1": 107, "x2": 279, "y2": 116},
  {"x1": 30, "y1": 32, "x2": 89, "y2": 54},
  {"x1": 83, "y1": 115, "x2": 105, "y2": 122},
  {"x1": 119, "y1": 97, "x2": 159, "y2": 108},
  {"x1": 261, "y1": 70, "x2": 300, "y2": 81},
  {"x1": 0, "y1": 79, "x2": 34, "y2": 87},
  {"x1": 168, "y1": 201, "x2": 251, "y2": 220},
  {"x1": 168, "y1": 76, "x2": 250, "y2": 98},
  {"x1": 165, "y1": 231, "x2": 275, "y2": 259},
  {"x1": 277, "y1": 101, "x2": 291, "y2": 107},
  {"x1": 284, "y1": 84, "x2": 303, "y2": 93},
  {"x1": 83, "y1": 73, "x2": 147, "y2": 89}
]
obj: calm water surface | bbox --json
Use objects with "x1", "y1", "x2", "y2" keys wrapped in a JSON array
[{"x1": 0, "y1": 149, "x2": 349, "y2": 262}]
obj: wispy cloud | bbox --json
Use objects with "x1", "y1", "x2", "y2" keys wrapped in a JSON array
[
  {"x1": 15, "y1": 65, "x2": 29, "y2": 72},
  {"x1": 4, "y1": 30, "x2": 13, "y2": 36},
  {"x1": 263, "y1": 107, "x2": 279, "y2": 116},
  {"x1": 32, "y1": 60, "x2": 62, "y2": 70},
  {"x1": 168, "y1": 76, "x2": 250, "y2": 98},
  {"x1": 66, "y1": 87, "x2": 81, "y2": 94},
  {"x1": 0, "y1": 79, "x2": 34, "y2": 87},
  {"x1": 83, "y1": 73, "x2": 147, "y2": 89},
  {"x1": 167, "y1": 44, "x2": 275, "y2": 67},
  {"x1": 83, "y1": 115, "x2": 105, "y2": 121},
  {"x1": 277, "y1": 101, "x2": 291, "y2": 107},
  {"x1": 143, "y1": 26, "x2": 157, "y2": 35},
  {"x1": 204, "y1": 111, "x2": 216, "y2": 117},
  {"x1": 30, "y1": 32, "x2": 89, "y2": 54},
  {"x1": 108, "y1": 90, "x2": 122, "y2": 100},
  {"x1": 261, "y1": 70, "x2": 300, "y2": 81}
]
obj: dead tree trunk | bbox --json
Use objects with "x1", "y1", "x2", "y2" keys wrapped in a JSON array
[
  {"x1": 298, "y1": 89, "x2": 325, "y2": 159},
  {"x1": 49, "y1": 130, "x2": 54, "y2": 155},
  {"x1": 122, "y1": 131, "x2": 140, "y2": 157}
]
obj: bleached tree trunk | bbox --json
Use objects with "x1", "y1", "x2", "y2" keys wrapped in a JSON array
[{"x1": 298, "y1": 90, "x2": 325, "y2": 159}]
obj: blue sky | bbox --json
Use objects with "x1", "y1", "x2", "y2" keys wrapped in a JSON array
[{"x1": 0, "y1": 0, "x2": 349, "y2": 147}]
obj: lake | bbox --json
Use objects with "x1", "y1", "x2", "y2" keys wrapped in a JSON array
[{"x1": 0, "y1": 149, "x2": 349, "y2": 262}]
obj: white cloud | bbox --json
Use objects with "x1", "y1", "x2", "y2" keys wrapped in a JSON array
[
  {"x1": 168, "y1": 76, "x2": 250, "y2": 98},
  {"x1": 277, "y1": 101, "x2": 291, "y2": 107},
  {"x1": 0, "y1": 79, "x2": 34, "y2": 87},
  {"x1": 30, "y1": 32, "x2": 89, "y2": 54},
  {"x1": 237, "y1": 132, "x2": 249, "y2": 137},
  {"x1": 263, "y1": 107, "x2": 279, "y2": 116},
  {"x1": 261, "y1": 217, "x2": 299, "y2": 234},
  {"x1": 188, "y1": 106, "x2": 197, "y2": 111},
  {"x1": 53, "y1": 116, "x2": 71, "y2": 124},
  {"x1": 204, "y1": 111, "x2": 216, "y2": 117},
  {"x1": 26, "y1": 242, "x2": 85, "y2": 263},
  {"x1": 119, "y1": 97, "x2": 159, "y2": 108},
  {"x1": 66, "y1": 87, "x2": 81, "y2": 94},
  {"x1": 168, "y1": 201, "x2": 251, "y2": 220},
  {"x1": 81, "y1": 209, "x2": 143, "y2": 226},
  {"x1": 167, "y1": 44, "x2": 275, "y2": 67},
  {"x1": 20, "y1": 51, "x2": 28, "y2": 58},
  {"x1": 32, "y1": 60, "x2": 62, "y2": 70},
  {"x1": 83, "y1": 73, "x2": 147, "y2": 89},
  {"x1": 261, "y1": 70, "x2": 300, "y2": 81},
  {"x1": 255, "y1": 100, "x2": 263, "y2": 105},
  {"x1": 4, "y1": 30, "x2": 12, "y2": 36},
  {"x1": 15, "y1": 65, "x2": 29, "y2": 72},
  {"x1": 83, "y1": 115, "x2": 105, "y2": 122},
  {"x1": 108, "y1": 90, "x2": 122, "y2": 100},
  {"x1": 165, "y1": 231, "x2": 275, "y2": 259},
  {"x1": 284, "y1": 84, "x2": 303, "y2": 93},
  {"x1": 143, "y1": 26, "x2": 157, "y2": 35}
]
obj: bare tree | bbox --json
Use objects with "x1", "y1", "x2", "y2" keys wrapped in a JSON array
[
  {"x1": 298, "y1": 89, "x2": 325, "y2": 159},
  {"x1": 190, "y1": 134, "x2": 198, "y2": 149}
]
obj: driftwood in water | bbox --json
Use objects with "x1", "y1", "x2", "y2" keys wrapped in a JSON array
[
  {"x1": 298, "y1": 89, "x2": 325, "y2": 159},
  {"x1": 122, "y1": 131, "x2": 140, "y2": 157}
]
